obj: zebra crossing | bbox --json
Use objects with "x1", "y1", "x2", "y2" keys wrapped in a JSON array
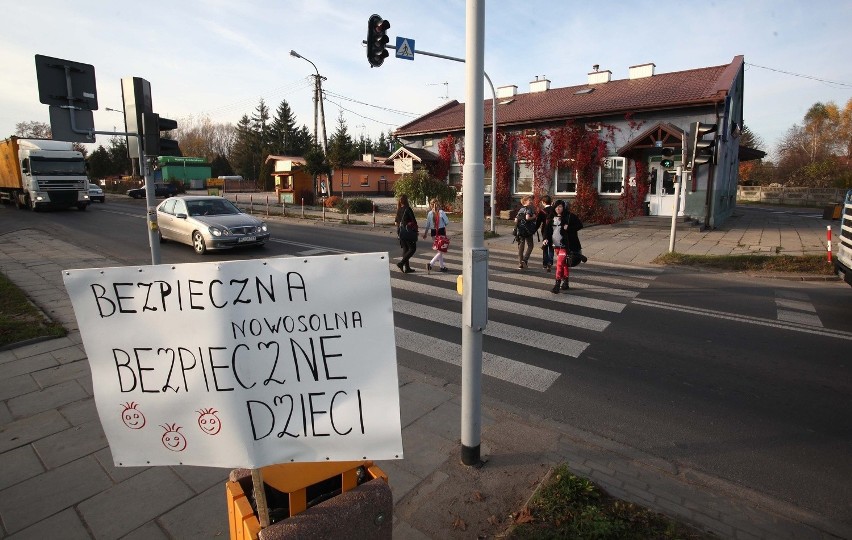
[{"x1": 388, "y1": 248, "x2": 661, "y2": 393}]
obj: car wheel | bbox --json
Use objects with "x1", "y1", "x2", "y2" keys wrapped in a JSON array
[{"x1": 192, "y1": 231, "x2": 207, "y2": 254}]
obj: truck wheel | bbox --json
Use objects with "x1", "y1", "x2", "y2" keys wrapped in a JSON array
[
  {"x1": 77, "y1": 203, "x2": 88, "y2": 211},
  {"x1": 16, "y1": 196, "x2": 26, "y2": 209},
  {"x1": 192, "y1": 231, "x2": 207, "y2": 254}
]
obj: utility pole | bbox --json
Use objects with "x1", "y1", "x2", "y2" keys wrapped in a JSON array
[{"x1": 461, "y1": 0, "x2": 486, "y2": 467}]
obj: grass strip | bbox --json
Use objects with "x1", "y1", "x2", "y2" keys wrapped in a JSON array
[
  {"x1": 0, "y1": 273, "x2": 66, "y2": 348},
  {"x1": 653, "y1": 253, "x2": 835, "y2": 274}
]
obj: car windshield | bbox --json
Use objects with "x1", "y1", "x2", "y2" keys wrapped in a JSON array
[{"x1": 186, "y1": 199, "x2": 240, "y2": 217}]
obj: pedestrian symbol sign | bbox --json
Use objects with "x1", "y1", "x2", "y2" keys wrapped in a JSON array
[{"x1": 396, "y1": 37, "x2": 415, "y2": 60}]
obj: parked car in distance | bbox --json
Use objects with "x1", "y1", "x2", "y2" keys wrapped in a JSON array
[
  {"x1": 87, "y1": 184, "x2": 105, "y2": 203},
  {"x1": 156, "y1": 195, "x2": 270, "y2": 254},
  {"x1": 126, "y1": 183, "x2": 178, "y2": 199}
]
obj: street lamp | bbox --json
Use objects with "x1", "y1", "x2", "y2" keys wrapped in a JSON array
[{"x1": 289, "y1": 50, "x2": 327, "y2": 154}]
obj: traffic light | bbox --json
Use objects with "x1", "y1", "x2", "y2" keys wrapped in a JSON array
[
  {"x1": 689, "y1": 121, "x2": 717, "y2": 170},
  {"x1": 660, "y1": 147, "x2": 675, "y2": 169},
  {"x1": 366, "y1": 14, "x2": 391, "y2": 68},
  {"x1": 142, "y1": 112, "x2": 181, "y2": 157}
]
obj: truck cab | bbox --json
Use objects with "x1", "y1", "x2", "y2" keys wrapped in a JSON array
[{"x1": 835, "y1": 189, "x2": 852, "y2": 287}]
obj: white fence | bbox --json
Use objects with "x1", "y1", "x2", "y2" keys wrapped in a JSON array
[{"x1": 737, "y1": 186, "x2": 847, "y2": 206}]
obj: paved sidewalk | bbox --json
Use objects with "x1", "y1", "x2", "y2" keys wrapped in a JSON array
[{"x1": 0, "y1": 205, "x2": 848, "y2": 539}]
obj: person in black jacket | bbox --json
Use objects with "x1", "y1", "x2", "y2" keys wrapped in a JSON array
[
  {"x1": 543, "y1": 200, "x2": 584, "y2": 293},
  {"x1": 394, "y1": 194, "x2": 418, "y2": 273},
  {"x1": 536, "y1": 195, "x2": 554, "y2": 272}
]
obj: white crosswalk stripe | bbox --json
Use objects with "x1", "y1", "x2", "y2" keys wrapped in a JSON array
[
  {"x1": 775, "y1": 290, "x2": 823, "y2": 327},
  {"x1": 394, "y1": 327, "x2": 561, "y2": 392}
]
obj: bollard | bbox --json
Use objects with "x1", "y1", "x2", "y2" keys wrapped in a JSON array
[
  {"x1": 226, "y1": 461, "x2": 390, "y2": 540},
  {"x1": 322, "y1": 203, "x2": 326, "y2": 222},
  {"x1": 827, "y1": 225, "x2": 832, "y2": 263},
  {"x1": 266, "y1": 195, "x2": 269, "y2": 216},
  {"x1": 372, "y1": 205, "x2": 376, "y2": 228},
  {"x1": 249, "y1": 194, "x2": 253, "y2": 214},
  {"x1": 346, "y1": 207, "x2": 350, "y2": 224},
  {"x1": 301, "y1": 198, "x2": 304, "y2": 219}
]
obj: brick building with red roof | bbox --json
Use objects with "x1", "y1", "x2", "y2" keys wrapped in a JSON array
[{"x1": 393, "y1": 55, "x2": 757, "y2": 228}]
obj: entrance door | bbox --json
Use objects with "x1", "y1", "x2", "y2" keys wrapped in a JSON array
[{"x1": 647, "y1": 163, "x2": 683, "y2": 216}]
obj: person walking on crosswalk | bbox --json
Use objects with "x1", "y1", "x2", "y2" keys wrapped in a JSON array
[
  {"x1": 422, "y1": 198, "x2": 449, "y2": 273},
  {"x1": 515, "y1": 195, "x2": 538, "y2": 269},
  {"x1": 537, "y1": 195, "x2": 555, "y2": 272},
  {"x1": 544, "y1": 199, "x2": 584, "y2": 293},
  {"x1": 395, "y1": 194, "x2": 418, "y2": 273}
]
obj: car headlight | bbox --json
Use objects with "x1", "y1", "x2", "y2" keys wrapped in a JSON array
[
  {"x1": 260, "y1": 223, "x2": 268, "y2": 232},
  {"x1": 209, "y1": 226, "x2": 227, "y2": 237}
]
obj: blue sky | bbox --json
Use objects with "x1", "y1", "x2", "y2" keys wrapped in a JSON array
[{"x1": 1, "y1": 1, "x2": 850, "y2": 160}]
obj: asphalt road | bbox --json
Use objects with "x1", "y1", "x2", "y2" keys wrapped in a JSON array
[{"x1": 2, "y1": 199, "x2": 850, "y2": 527}]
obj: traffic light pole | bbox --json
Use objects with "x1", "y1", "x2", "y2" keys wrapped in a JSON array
[
  {"x1": 142, "y1": 151, "x2": 162, "y2": 265},
  {"x1": 668, "y1": 166, "x2": 683, "y2": 253}
]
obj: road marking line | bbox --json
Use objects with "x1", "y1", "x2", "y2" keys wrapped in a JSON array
[
  {"x1": 394, "y1": 327, "x2": 560, "y2": 392},
  {"x1": 634, "y1": 299, "x2": 851, "y2": 340}
]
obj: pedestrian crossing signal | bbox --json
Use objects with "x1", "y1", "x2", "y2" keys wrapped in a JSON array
[{"x1": 367, "y1": 14, "x2": 391, "y2": 68}]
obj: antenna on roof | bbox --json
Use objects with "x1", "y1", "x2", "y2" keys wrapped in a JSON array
[
  {"x1": 427, "y1": 82, "x2": 449, "y2": 99},
  {"x1": 593, "y1": 64, "x2": 599, "y2": 72}
]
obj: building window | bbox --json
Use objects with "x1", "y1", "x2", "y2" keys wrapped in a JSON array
[
  {"x1": 424, "y1": 138, "x2": 434, "y2": 147},
  {"x1": 514, "y1": 161, "x2": 534, "y2": 194},
  {"x1": 484, "y1": 167, "x2": 492, "y2": 194},
  {"x1": 555, "y1": 160, "x2": 576, "y2": 194},
  {"x1": 342, "y1": 173, "x2": 351, "y2": 187},
  {"x1": 360, "y1": 174, "x2": 369, "y2": 187},
  {"x1": 448, "y1": 164, "x2": 462, "y2": 190},
  {"x1": 599, "y1": 157, "x2": 625, "y2": 194}
]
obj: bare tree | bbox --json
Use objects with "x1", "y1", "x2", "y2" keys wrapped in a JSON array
[{"x1": 15, "y1": 121, "x2": 51, "y2": 138}]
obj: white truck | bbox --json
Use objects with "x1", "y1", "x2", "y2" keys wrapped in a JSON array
[
  {"x1": 835, "y1": 189, "x2": 852, "y2": 288},
  {"x1": 0, "y1": 136, "x2": 89, "y2": 211}
]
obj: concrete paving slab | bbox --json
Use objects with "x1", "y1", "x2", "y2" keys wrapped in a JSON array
[
  {"x1": 0, "y1": 445, "x2": 44, "y2": 492},
  {"x1": 0, "y1": 410, "x2": 70, "y2": 453},
  {"x1": 7, "y1": 380, "x2": 89, "y2": 419},
  {"x1": 6, "y1": 508, "x2": 91, "y2": 540},
  {"x1": 0, "y1": 456, "x2": 112, "y2": 534},
  {"x1": 76, "y1": 467, "x2": 195, "y2": 539},
  {"x1": 157, "y1": 483, "x2": 229, "y2": 539},
  {"x1": 31, "y1": 420, "x2": 108, "y2": 469}
]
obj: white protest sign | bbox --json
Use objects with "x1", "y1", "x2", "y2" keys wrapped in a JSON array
[{"x1": 62, "y1": 253, "x2": 403, "y2": 469}]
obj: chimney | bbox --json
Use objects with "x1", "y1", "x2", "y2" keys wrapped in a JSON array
[
  {"x1": 496, "y1": 85, "x2": 517, "y2": 98},
  {"x1": 530, "y1": 76, "x2": 551, "y2": 93},
  {"x1": 587, "y1": 69, "x2": 611, "y2": 85},
  {"x1": 362, "y1": 153, "x2": 373, "y2": 163},
  {"x1": 629, "y1": 63, "x2": 655, "y2": 80}
]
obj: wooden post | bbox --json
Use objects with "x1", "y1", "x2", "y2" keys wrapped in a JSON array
[{"x1": 251, "y1": 468, "x2": 271, "y2": 529}]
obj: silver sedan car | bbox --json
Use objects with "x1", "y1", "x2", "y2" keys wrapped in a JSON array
[{"x1": 156, "y1": 196, "x2": 270, "y2": 254}]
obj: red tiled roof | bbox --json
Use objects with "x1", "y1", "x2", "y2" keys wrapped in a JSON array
[{"x1": 395, "y1": 56, "x2": 743, "y2": 137}]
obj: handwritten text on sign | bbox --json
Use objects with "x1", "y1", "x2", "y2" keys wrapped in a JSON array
[{"x1": 62, "y1": 253, "x2": 402, "y2": 469}]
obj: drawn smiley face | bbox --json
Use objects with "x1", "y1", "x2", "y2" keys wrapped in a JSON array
[
  {"x1": 197, "y1": 408, "x2": 222, "y2": 435},
  {"x1": 120, "y1": 402, "x2": 146, "y2": 430},
  {"x1": 161, "y1": 424, "x2": 187, "y2": 452}
]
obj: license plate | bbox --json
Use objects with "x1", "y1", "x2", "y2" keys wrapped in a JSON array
[{"x1": 238, "y1": 236, "x2": 256, "y2": 243}]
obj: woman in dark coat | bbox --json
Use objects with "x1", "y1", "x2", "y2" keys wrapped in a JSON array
[{"x1": 394, "y1": 194, "x2": 418, "y2": 273}]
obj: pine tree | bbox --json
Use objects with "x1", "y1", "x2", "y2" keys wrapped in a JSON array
[
  {"x1": 270, "y1": 100, "x2": 299, "y2": 156},
  {"x1": 326, "y1": 112, "x2": 360, "y2": 197}
]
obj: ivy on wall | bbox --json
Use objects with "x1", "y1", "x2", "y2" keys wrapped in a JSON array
[{"x1": 429, "y1": 115, "x2": 653, "y2": 223}]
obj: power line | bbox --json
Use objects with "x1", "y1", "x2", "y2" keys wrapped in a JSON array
[
  {"x1": 323, "y1": 96, "x2": 400, "y2": 127},
  {"x1": 323, "y1": 90, "x2": 420, "y2": 117},
  {"x1": 745, "y1": 63, "x2": 852, "y2": 89}
]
